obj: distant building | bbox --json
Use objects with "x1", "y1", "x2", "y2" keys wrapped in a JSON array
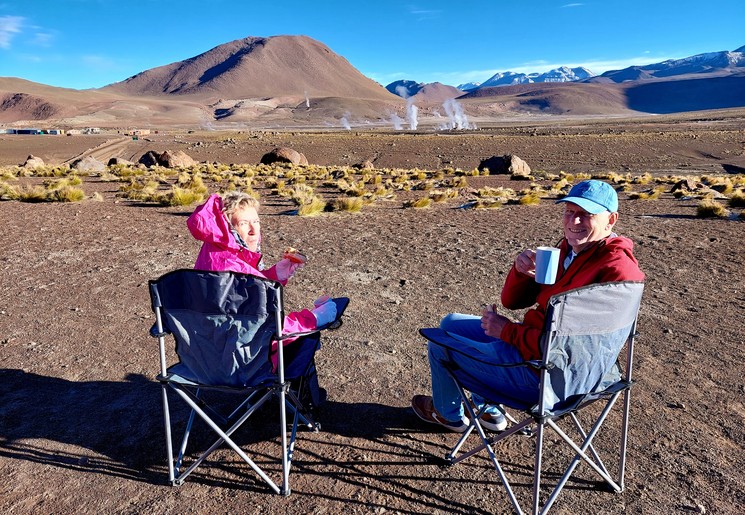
[
  {"x1": 83, "y1": 127, "x2": 102, "y2": 134},
  {"x1": 132, "y1": 129, "x2": 150, "y2": 136},
  {"x1": 47, "y1": 129, "x2": 65, "y2": 135},
  {"x1": 16, "y1": 128, "x2": 42, "y2": 135}
]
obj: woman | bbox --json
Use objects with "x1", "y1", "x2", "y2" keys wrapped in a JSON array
[{"x1": 187, "y1": 192, "x2": 337, "y2": 335}]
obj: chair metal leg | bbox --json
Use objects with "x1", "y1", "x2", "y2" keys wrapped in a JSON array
[
  {"x1": 161, "y1": 384, "x2": 176, "y2": 485},
  {"x1": 171, "y1": 387, "x2": 282, "y2": 493},
  {"x1": 532, "y1": 422, "x2": 544, "y2": 515},
  {"x1": 618, "y1": 388, "x2": 632, "y2": 490},
  {"x1": 279, "y1": 384, "x2": 290, "y2": 496}
]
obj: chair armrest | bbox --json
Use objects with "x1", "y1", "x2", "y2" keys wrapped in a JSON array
[
  {"x1": 149, "y1": 323, "x2": 169, "y2": 338},
  {"x1": 419, "y1": 327, "x2": 546, "y2": 370},
  {"x1": 279, "y1": 297, "x2": 351, "y2": 340}
]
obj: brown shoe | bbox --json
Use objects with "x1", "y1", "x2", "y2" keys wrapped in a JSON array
[
  {"x1": 411, "y1": 395, "x2": 469, "y2": 433},
  {"x1": 467, "y1": 399, "x2": 508, "y2": 432}
]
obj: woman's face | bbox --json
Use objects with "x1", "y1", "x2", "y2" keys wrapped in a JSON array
[
  {"x1": 230, "y1": 206, "x2": 261, "y2": 252},
  {"x1": 562, "y1": 203, "x2": 617, "y2": 253}
]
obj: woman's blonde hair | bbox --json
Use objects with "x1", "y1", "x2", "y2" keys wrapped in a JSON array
[{"x1": 221, "y1": 191, "x2": 260, "y2": 218}]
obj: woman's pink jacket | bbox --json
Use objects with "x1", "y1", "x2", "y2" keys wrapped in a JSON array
[{"x1": 187, "y1": 194, "x2": 318, "y2": 340}]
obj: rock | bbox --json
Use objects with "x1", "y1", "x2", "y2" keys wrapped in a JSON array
[
  {"x1": 260, "y1": 147, "x2": 308, "y2": 166},
  {"x1": 22, "y1": 155, "x2": 45, "y2": 168},
  {"x1": 670, "y1": 178, "x2": 698, "y2": 192},
  {"x1": 138, "y1": 150, "x2": 161, "y2": 167},
  {"x1": 107, "y1": 157, "x2": 133, "y2": 166},
  {"x1": 159, "y1": 149, "x2": 197, "y2": 168},
  {"x1": 354, "y1": 159, "x2": 374, "y2": 170},
  {"x1": 71, "y1": 156, "x2": 106, "y2": 172},
  {"x1": 478, "y1": 154, "x2": 531, "y2": 176}
]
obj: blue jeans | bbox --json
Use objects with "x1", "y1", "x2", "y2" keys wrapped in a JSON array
[{"x1": 428, "y1": 313, "x2": 540, "y2": 421}]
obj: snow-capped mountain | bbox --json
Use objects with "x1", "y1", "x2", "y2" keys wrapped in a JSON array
[
  {"x1": 601, "y1": 47, "x2": 745, "y2": 82},
  {"x1": 456, "y1": 81, "x2": 481, "y2": 91},
  {"x1": 473, "y1": 66, "x2": 594, "y2": 89}
]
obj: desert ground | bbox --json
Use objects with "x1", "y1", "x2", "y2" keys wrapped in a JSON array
[{"x1": 1, "y1": 111, "x2": 744, "y2": 514}]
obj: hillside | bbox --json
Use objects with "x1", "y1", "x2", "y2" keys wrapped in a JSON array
[{"x1": 102, "y1": 35, "x2": 397, "y2": 102}]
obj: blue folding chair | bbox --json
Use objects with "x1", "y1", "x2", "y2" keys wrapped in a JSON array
[
  {"x1": 148, "y1": 269, "x2": 347, "y2": 495},
  {"x1": 420, "y1": 281, "x2": 644, "y2": 514}
]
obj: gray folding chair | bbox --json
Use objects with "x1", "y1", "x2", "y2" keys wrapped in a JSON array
[
  {"x1": 420, "y1": 281, "x2": 644, "y2": 514},
  {"x1": 148, "y1": 269, "x2": 347, "y2": 495}
]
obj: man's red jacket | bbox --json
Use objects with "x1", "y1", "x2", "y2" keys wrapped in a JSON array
[{"x1": 500, "y1": 235, "x2": 645, "y2": 361}]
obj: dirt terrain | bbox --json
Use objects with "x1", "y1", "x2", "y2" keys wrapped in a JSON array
[{"x1": 1, "y1": 113, "x2": 744, "y2": 514}]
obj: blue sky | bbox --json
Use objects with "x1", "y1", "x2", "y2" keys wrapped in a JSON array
[{"x1": 1, "y1": 0, "x2": 743, "y2": 90}]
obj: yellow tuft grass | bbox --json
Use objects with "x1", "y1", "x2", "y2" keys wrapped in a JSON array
[
  {"x1": 0, "y1": 181, "x2": 20, "y2": 200},
  {"x1": 727, "y1": 190, "x2": 745, "y2": 208},
  {"x1": 403, "y1": 198, "x2": 432, "y2": 209},
  {"x1": 18, "y1": 185, "x2": 49, "y2": 203},
  {"x1": 329, "y1": 197, "x2": 364, "y2": 213},
  {"x1": 696, "y1": 199, "x2": 729, "y2": 218},
  {"x1": 159, "y1": 187, "x2": 205, "y2": 207},
  {"x1": 52, "y1": 186, "x2": 86, "y2": 202},
  {"x1": 297, "y1": 197, "x2": 327, "y2": 216}
]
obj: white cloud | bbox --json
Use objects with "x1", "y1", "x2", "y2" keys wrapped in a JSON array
[
  {"x1": 408, "y1": 6, "x2": 441, "y2": 21},
  {"x1": 0, "y1": 15, "x2": 24, "y2": 49},
  {"x1": 562, "y1": 3, "x2": 584, "y2": 7}
]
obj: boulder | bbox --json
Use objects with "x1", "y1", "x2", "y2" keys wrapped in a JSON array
[
  {"x1": 354, "y1": 159, "x2": 375, "y2": 170},
  {"x1": 478, "y1": 154, "x2": 531, "y2": 176},
  {"x1": 22, "y1": 155, "x2": 45, "y2": 168},
  {"x1": 159, "y1": 150, "x2": 197, "y2": 168},
  {"x1": 71, "y1": 156, "x2": 106, "y2": 172},
  {"x1": 107, "y1": 157, "x2": 133, "y2": 166},
  {"x1": 670, "y1": 178, "x2": 699, "y2": 193},
  {"x1": 260, "y1": 147, "x2": 308, "y2": 166},
  {"x1": 138, "y1": 150, "x2": 161, "y2": 167}
]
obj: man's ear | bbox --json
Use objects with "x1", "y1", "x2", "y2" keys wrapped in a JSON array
[{"x1": 608, "y1": 211, "x2": 619, "y2": 228}]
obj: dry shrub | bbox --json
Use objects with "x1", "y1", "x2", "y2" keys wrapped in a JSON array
[
  {"x1": 18, "y1": 185, "x2": 48, "y2": 203},
  {"x1": 159, "y1": 187, "x2": 204, "y2": 207},
  {"x1": 696, "y1": 199, "x2": 729, "y2": 218},
  {"x1": 517, "y1": 192, "x2": 541, "y2": 205},
  {"x1": 403, "y1": 198, "x2": 432, "y2": 209},
  {"x1": 446, "y1": 176, "x2": 468, "y2": 188},
  {"x1": 0, "y1": 181, "x2": 20, "y2": 200},
  {"x1": 632, "y1": 173, "x2": 653, "y2": 185},
  {"x1": 118, "y1": 179, "x2": 160, "y2": 201},
  {"x1": 727, "y1": 190, "x2": 745, "y2": 208},
  {"x1": 328, "y1": 197, "x2": 364, "y2": 213},
  {"x1": 413, "y1": 180, "x2": 434, "y2": 191},
  {"x1": 474, "y1": 199, "x2": 503, "y2": 209},
  {"x1": 429, "y1": 189, "x2": 458, "y2": 202},
  {"x1": 51, "y1": 186, "x2": 86, "y2": 202},
  {"x1": 297, "y1": 197, "x2": 326, "y2": 216},
  {"x1": 628, "y1": 186, "x2": 664, "y2": 200}
]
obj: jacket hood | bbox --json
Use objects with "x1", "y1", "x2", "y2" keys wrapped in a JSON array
[{"x1": 187, "y1": 194, "x2": 241, "y2": 251}]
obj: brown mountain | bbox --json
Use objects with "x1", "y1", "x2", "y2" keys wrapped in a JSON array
[
  {"x1": 460, "y1": 72, "x2": 745, "y2": 116},
  {"x1": 102, "y1": 35, "x2": 396, "y2": 102},
  {"x1": 1, "y1": 36, "x2": 744, "y2": 128}
]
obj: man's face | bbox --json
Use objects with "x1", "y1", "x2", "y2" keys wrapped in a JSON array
[
  {"x1": 562, "y1": 203, "x2": 617, "y2": 253},
  {"x1": 230, "y1": 206, "x2": 261, "y2": 252}
]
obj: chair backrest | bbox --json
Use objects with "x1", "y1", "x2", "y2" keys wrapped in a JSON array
[
  {"x1": 538, "y1": 281, "x2": 644, "y2": 414},
  {"x1": 149, "y1": 269, "x2": 283, "y2": 387}
]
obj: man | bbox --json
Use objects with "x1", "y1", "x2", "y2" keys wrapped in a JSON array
[{"x1": 412, "y1": 180, "x2": 645, "y2": 432}]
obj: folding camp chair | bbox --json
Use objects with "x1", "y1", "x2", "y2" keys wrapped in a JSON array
[
  {"x1": 148, "y1": 269, "x2": 348, "y2": 495},
  {"x1": 420, "y1": 281, "x2": 644, "y2": 514}
]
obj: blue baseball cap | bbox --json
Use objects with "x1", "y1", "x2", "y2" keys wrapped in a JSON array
[{"x1": 556, "y1": 179, "x2": 618, "y2": 214}]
